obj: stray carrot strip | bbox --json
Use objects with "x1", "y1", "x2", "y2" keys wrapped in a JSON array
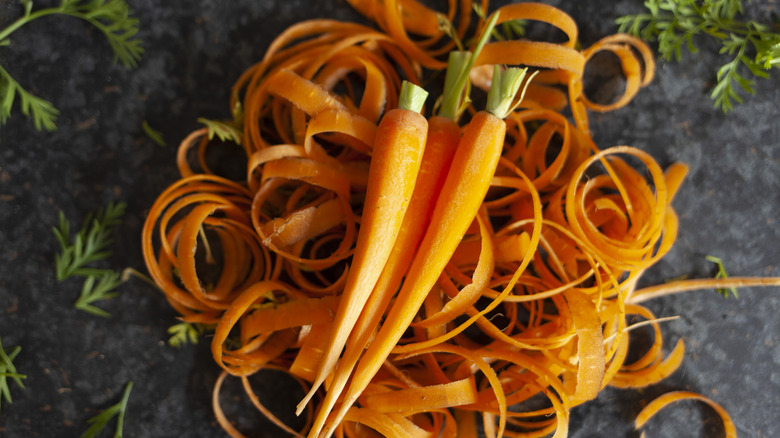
[
  {"x1": 562, "y1": 289, "x2": 605, "y2": 404},
  {"x1": 580, "y1": 41, "x2": 643, "y2": 112},
  {"x1": 176, "y1": 128, "x2": 210, "y2": 177},
  {"x1": 260, "y1": 199, "x2": 345, "y2": 248},
  {"x1": 361, "y1": 378, "x2": 478, "y2": 414},
  {"x1": 635, "y1": 391, "x2": 737, "y2": 438},
  {"x1": 265, "y1": 68, "x2": 349, "y2": 117},
  {"x1": 455, "y1": 409, "x2": 479, "y2": 438},
  {"x1": 212, "y1": 280, "x2": 298, "y2": 376},
  {"x1": 493, "y1": 2, "x2": 579, "y2": 48},
  {"x1": 240, "y1": 295, "x2": 340, "y2": 337},
  {"x1": 610, "y1": 339, "x2": 686, "y2": 388},
  {"x1": 346, "y1": 0, "x2": 440, "y2": 37},
  {"x1": 629, "y1": 277, "x2": 780, "y2": 304},
  {"x1": 303, "y1": 109, "x2": 376, "y2": 161},
  {"x1": 289, "y1": 322, "x2": 333, "y2": 383},
  {"x1": 341, "y1": 408, "x2": 432, "y2": 438},
  {"x1": 414, "y1": 212, "x2": 494, "y2": 327},
  {"x1": 213, "y1": 371, "x2": 247, "y2": 438},
  {"x1": 476, "y1": 41, "x2": 585, "y2": 76},
  {"x1": 592, "y1": 33, "x2": 656, "y2": 86},
  {"x1": 241, "y1": 374, "x2": 309, "y2": 438}
]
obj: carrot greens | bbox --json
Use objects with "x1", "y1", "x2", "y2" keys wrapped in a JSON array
[
  {"x1": 81, "y1": 381, "x2": 133, "y2": 438},
  {"x1": 706, "y1": 255, "x2": 739, "y2": 298},
  {"x1": 142, "y1": 121, "x2": 166, "y2": 147},
  {"x1": 53, "y1": 202, "x2": 127, "y2": 316},
  {"x1": 616, "y1": 0, "x2": 780, "y2": 112},
  {"x1": 74, "y1": 271, "x2": 124, "y2": 318},
  {"x1": 54, "y1": 202, "x2": 126, "y2": 281},
  {"x1": 197, "y1": 117, "x2": 243, "y2": 145},
  {"x1": 168, "y1": 322, "x2": 204, "y2": 348},
  {"x1": 0, "y1": 337, "x2": 26, "y2": 413},
  {"x1": 0, "y1": 0, "x2": 143, "y2": 130}
]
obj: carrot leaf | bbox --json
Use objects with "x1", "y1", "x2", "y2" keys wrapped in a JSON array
[
  {"x1": 436, "y1": 13, "x2": 463, "y2": 51},
  {"x1": 54, "y1": 202, "x2": 126, "y2": 281},
  {"x1": 0, "y1": 63, "x2": 60, "y2": 131},
  {"x1": 74, "y1": 271, "x2": 124, "y2": 318},
  {"x1": 0, "y1": 337, "x2": 26, "y2": 413},
  {"x1": 81, "y1": 381, "x2": 133, "y2": 438},
  {"x1": 0, "y1": 0, "x2": 143, "y2": 130},
  {"x1": 141, "y1": 120, "x2": 166, "y2": 147},
  {"x1": 705, "y1": 255, "x2": 739, "y2": 298},
  {"x1": 168, "y1": 322, "x2": 204, "y2": 348},
  {"x1": 197, "y1": 117, "x2": 243, "y2": 145},
  {"x1": 616, "y1": 0, "x2": 780, "y2": 112}
]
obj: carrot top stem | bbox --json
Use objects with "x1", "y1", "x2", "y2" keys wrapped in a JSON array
[
  {"x1": 437, "y1": 11, "x2": 500, "y2": 121},
  {"x1": 437, "y1": 51, "x2": 471, "y2": 120},
  {"x1": 398, "y1": 81, "x2": 428, "y2": 113},
  {"x1": 486, "y1": 65, "x2": 531, "y2": 119}
]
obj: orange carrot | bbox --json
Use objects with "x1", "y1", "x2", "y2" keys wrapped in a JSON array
[
  {"x1": 319, "y1": 65, "x2": 532, "y2": 438},
  {"x1": 297, "y1": 81, "x2": 430, "y2": 414}
]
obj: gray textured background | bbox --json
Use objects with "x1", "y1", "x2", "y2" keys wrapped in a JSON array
[{"x1": 0, "y1": 0, "x2": 778, "y2": 437}]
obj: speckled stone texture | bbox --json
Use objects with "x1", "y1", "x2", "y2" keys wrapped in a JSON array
[{"x1": 0, "y1": 1, "x2": 778, "y2": 437}]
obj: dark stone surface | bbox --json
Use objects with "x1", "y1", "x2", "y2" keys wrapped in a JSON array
[{"x1": 0, "y1": 1, "x2": 777, "y2": 437}]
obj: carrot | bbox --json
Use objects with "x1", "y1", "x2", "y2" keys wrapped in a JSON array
[
  {"x1": 318, "y1": 64, "x2": 532, "y2": 438},
  {"x1": 296, "y1": 81, "x2": 430, "y2": 414}
]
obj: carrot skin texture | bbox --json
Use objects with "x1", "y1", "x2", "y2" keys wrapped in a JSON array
[
  {"x1": 298, "y1": 107, "x2": 428, "y2": 413},
  {"x1": 306, "y1": 115, "x2": 460, "y2": 437},
  {"x1": 320, "y1": 111, "x2": 506, "y2": 437}
]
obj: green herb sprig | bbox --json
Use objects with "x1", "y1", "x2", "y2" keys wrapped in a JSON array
[
  {"x1": 141, "y1": 121, "x2": 166, "y2": 147},
  {"x1": 197, "y1": 117, "x2": 243, "y2": 145},
  {"x1": 706, "y1": 255, "x2": 739, "y2": 298},
  {"x1": 81, "y1": 381, "x2": 133, "y2": 438},
  {"x1": 616, "y1": 0, "x2": 780, "y2": 112},
  {"x1": 0, "y1": 0, "x2": 144, "y2": 131},
  {"x1": 54, "y1": 202, "x2": 126, "y2": 281},
  {"x1": 53, "y1": 202, "x2": 127, "y2": 316},
  {"x1": 167, "y1": 322, "x2": 205, "y2": 348},
  {"x1": 0, "y1": 337, "x2": 27, "y2": 413},
  {"x1": 75, "y1": 271, "x2": 124, "y2": 318}
]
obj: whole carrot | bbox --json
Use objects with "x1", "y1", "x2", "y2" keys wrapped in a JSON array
[
  {"x1": 297, "y1": 81, "x2": 429, "y2": 413},
  {"x1": 320, "y1": 65, "x2": 532, "y2": 438}
]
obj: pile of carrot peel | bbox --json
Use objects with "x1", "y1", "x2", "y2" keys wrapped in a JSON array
[{"x1": 141, "y1": 1, "x2": 780, "y2": 437}]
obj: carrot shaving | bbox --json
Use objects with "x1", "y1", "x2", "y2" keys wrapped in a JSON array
[
  {"x1": 362, "y1": 377, "x2": 478, "y2": 414},
  {"x1": 635, "y1": 391, "x2": 737, "y2": 438}
]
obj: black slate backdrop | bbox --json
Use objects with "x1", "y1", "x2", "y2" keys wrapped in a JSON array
[{"x1": 0, "y1": 0, "x2": 778, "y2": 437}]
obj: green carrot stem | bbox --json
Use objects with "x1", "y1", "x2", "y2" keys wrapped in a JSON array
[
  {"x1": 397, "y1": 81, "x2": 428, "y2": 113},
  {"x1": 486, "y1": 65, "x2": 531, "y2": 119},
  {"x1": 437, "y1": 11, "x2": 501, "y2": 121}
]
